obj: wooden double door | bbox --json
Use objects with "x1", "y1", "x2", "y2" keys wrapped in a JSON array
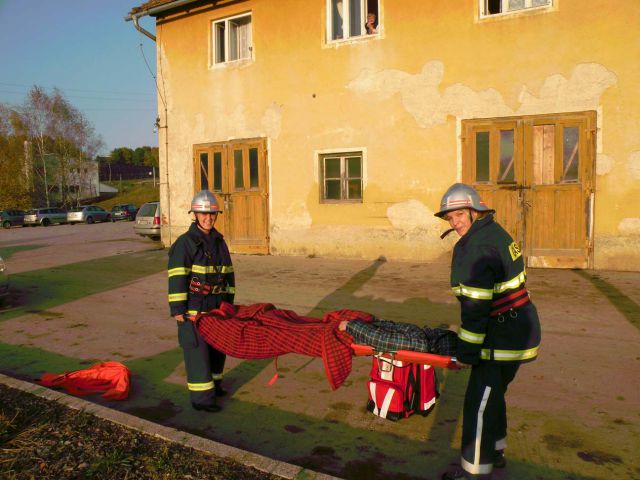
[
  {"x1": 462, "y1": 111, "x2": 596, "y2": 269},
  {"x1": 193, "y1": 138, "x2": 269, "y2": 254}
]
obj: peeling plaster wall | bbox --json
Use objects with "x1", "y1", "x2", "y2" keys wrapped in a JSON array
[{"x1": 155, "y1": 0, "x2": 640, "y2": 270}]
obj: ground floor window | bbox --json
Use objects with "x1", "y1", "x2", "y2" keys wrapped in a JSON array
[{"x1": 319, "y1": 151, "x2": 363, "y2": 202}]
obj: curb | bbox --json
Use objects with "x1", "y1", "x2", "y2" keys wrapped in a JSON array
[{"x1": 0, "y1": 373, "x2": 342, "y2": 480}]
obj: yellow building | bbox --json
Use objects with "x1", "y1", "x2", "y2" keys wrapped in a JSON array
[{"x1": 128, "y1": 0, "x2": 640, "y2": 271}]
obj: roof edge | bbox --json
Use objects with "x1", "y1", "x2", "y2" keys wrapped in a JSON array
[{"x1": 125, "y1": 0, "x2": 200, "y2": 21}]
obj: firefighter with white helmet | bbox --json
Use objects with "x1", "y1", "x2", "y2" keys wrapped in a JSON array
[
  {"x1": 167, "y1": 190, "x2": 235, "y2": 413},
  {"x1": 437, "y1": 183, "x2": 541, "y2": 480}
]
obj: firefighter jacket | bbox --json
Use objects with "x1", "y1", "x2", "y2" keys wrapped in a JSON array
[
  {"x1": 168, "y1": 222, "x2": 235, "y2": 317},
  {"x1": 451, "y1": 214, "x2": 540, "y2": 365}
]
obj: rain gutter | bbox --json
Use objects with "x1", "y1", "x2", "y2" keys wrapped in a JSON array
[{"x1": 125, "y1": 0, "x2": 200, "y2": 42}]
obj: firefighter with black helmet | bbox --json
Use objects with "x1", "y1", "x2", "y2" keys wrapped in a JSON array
[
  {"x1": 168, "y1": 190, "x2": 235, "y2": 413},
  {"x1": 437, "y1": 183, "x2": 541, "y2": 480}
]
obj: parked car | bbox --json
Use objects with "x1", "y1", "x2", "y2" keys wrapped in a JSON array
[
  {"x1": 0, "y1": 209, "x2": 26, "y2": 229},
  {"x1": 0, "y1": 255, "x2": 8, "y2": 303},
  {"x1": 24, "y1": 207, "x2": 67, "y2": 227},
  {"x1": 110, "y1": 204, "x2": 138, "y2": 222},
  {"x1": 67, "y1": 205, "x2": 111, "y2": 224},
  {"x1": 134, "y1": 201, "x2": 161, "y2": 240}
]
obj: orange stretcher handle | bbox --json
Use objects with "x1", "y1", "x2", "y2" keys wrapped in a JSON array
[{"x1": 351, "y1": 343, "x2": 459, "y2": 369}]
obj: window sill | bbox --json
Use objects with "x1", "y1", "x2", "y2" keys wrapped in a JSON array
[
  {"x1": 320, "y1": 200, "x2": 363, "y2": 204},
  {"x1": 210, "y1": 58, "x2": 254, "y2": 70},
  {"x1": 477, "y1": 5, "x2": 555, "y2": 23},
  {"x1": 324, "y1": 32, "x2": 381, "y2": 49}
]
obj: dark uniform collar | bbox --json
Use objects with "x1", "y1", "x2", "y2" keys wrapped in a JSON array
[{"x1": 457, "y1": 213, "x2": 494, "y2": 246}]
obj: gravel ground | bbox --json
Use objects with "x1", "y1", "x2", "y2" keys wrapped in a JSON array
[{"x1": 0, "y1": 384, "x2": 281, "y2": 480}]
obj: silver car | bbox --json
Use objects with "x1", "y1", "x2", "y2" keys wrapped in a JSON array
[
  {"x1": 67, "y1": 205, "x2": 111, "y2": 225},
  {"x1": 134, "y1": 201, "x2": 161, "y2": 240},
  {"x1": 0, "y1": 255, "x2": 8, "y2": 302},
  {"x1": 24, "y1": 207, "x2": 67, "y2": 227}
]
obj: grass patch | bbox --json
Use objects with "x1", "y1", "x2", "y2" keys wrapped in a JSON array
[{"x1": 95, "y1": 180, "x2": 159, "y2": 211}]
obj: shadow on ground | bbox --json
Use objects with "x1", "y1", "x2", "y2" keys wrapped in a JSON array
[{"x1": 573, "y1": 269, "x2": 640, "y2": 331}]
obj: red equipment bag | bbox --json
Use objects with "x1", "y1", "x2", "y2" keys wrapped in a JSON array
[
  {"x1": 366, "y1": 354, "x2": 438, "y2": 421},
  {"x1": 37, "y1": 361, "x2": 131, "y2": 401}
]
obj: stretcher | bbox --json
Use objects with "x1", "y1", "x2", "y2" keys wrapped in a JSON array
[{"x1": 351, "y1": 343, "x2": 459, "y2": 369}]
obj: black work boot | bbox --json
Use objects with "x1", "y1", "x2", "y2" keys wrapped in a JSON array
[
  {"x1": 191, "y1": 401, "x2": 221, "y2": 413},
  {"x1": 493, "y1": 450, "x2": 506, "y2": 468},
  {"x1": 214, "y1": 380, "x2": 227, "y2": 397},
  {"x1": 441, "y1": 468, "x2": 472, "y2": 480}
]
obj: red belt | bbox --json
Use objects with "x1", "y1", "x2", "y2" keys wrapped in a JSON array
[
  {"x1": 490, "y1": 287, "x2": 530, "y2": 317},
  {"x1": 189, "y1": 276, "x2": 225, "y2": 295}
]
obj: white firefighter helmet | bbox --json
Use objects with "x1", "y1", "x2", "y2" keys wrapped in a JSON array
[
  {"x1": 434, "y1": 183, "x2": 493, "y2": 218},
  {"x1": 189, "y1": 190, "x2": 222, "y2": 214}
]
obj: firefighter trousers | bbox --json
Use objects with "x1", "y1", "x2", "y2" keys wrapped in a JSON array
[
  {"x1": 460, "y1": 361, "x2": 520, "y2": 477},
  {"x1": 177, "y1": 320, "x2": 226, "y2": 406}
]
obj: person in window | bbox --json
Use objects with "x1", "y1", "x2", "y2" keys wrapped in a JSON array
[
  {"x1": 436, "y1": 183, "x2": 541, "y2": 480},
  {"x1": 168, "y1": 190, "x2": 235, "y2": 413},
  {"x1": 365, "y1": 12, "x2": 378, "y2": 34}
]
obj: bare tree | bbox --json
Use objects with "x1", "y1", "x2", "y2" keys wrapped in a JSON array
[{"x1": 12, "y1": 86, "x2": 104, "y2": 207}]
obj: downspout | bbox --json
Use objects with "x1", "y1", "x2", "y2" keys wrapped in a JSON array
[
  {"x1": 131, "y1": 14, "x2": 156, "y2": 42},
  {"x1": 125, "y1": 7, "x2": 180, "y2": 245},
  {"x1": 126, "y1": 1, "x2": 200, "y2": 245}
]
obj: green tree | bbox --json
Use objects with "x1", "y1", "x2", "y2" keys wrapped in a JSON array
[
  {"x1": 0, "y1": 104, "x2": 31, "y2": 210},
  {"x1": 143, "y1": 146, "x2": 159, "y2": 167},
  {"x1": 110, "y1": 147, "x2": 133, "y2": 165}
]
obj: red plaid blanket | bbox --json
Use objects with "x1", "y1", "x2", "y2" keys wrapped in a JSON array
[{"x1": 196, "y1": 302, "x2": 373, "y2": 390}]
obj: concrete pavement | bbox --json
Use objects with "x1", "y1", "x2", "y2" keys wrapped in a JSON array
[{"x1": 1, "y1": 223, "x2": 639, "y2": 479}]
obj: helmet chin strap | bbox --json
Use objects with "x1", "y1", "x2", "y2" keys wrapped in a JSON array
[{"x1": 440, "y1": 228, "x2": 455, "y2": 239}]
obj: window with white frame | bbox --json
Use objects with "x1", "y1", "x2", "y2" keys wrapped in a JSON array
[
  {"x1": 212, "y1": 13, "x2": 252, "y2": 65},
  {"x1": 479, "y1": 0, "x2": 552, "y2": 17},
  {"x1": 327, "y1": 0, "x2": 380, "y2": 42},
  {"x1": 320, "y1": 152, "x2": 363, "y2": 202}
]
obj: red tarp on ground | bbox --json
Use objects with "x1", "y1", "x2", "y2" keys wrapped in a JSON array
[
  {"x1": 196, "y1": 302, "x2": 373, "y2": 390},
  {"x1": 37, "y1": 361, "x2": 131, "y2": 400}
]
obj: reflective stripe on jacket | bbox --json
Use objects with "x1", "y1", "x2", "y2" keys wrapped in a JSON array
[
  {"x1": 168, "y1": 222, "x2": 235, "y2": 317},
  {"x1": 450, "y1": 214, "x2": 541, "y2": 365}
]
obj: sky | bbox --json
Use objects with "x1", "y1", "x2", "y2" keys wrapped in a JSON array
[{"x1": 0, "y1": 0, "x2": 159, "y2": 155}]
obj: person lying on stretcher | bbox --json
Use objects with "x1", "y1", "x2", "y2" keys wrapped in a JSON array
[{"x1": 338, "y1": 318, "x2": 458, "y2": 356}]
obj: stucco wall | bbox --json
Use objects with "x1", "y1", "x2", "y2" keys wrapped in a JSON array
[{"x1": 155, "y1": 0, "x2": 640, "y2": 270}]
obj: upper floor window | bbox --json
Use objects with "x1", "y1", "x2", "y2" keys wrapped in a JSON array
[
  {"x1": 327, "y1": 0, "x2": 380, "y2": 42},
  {"x1": 479, "y1": 0, "x2": 551, "y2": 18},
  {"x1": 319, "y1": 151, "x2": 363, "y2": 202},
  {"x1": 212, "y1": 12, "x2": 252, "y2": 65}
]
